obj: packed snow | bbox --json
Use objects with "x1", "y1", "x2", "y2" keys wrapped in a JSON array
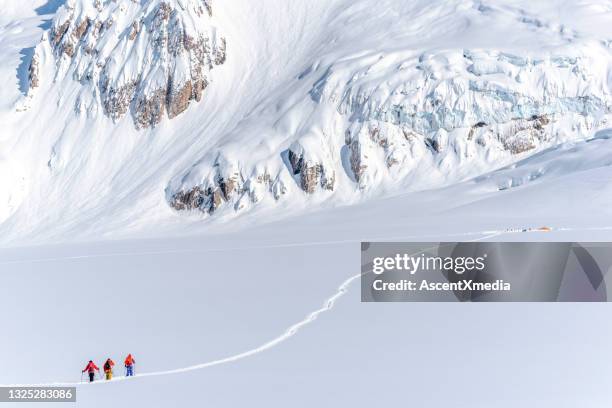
[{"x1": 3, "y1": 232, "x2": 612, "y2": 408}]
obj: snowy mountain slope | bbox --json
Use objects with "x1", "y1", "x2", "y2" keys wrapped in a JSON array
[
  {"x1": 167, "y1": 0, "x2": 612, "y2": 215},
  {"x1": 1, "y1": 0, "x2": 612, "y2": 245},
  {"x1": 0, "y1": 0, "x2": 331, "y2": 243}
]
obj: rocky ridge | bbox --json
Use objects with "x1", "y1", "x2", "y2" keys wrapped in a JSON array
[
  {"x1": 28, "y1": 0, "x2": 226, "y2": 128},
  {"x1": 168, "y1": 47, "x2": 611, "y2": 214}
]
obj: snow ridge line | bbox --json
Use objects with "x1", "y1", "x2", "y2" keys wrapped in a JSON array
[{"x1": 0, "y1": 234, "x2": 498, "y2": 387}]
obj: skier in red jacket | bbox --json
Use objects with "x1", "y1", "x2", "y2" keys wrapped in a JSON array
[{"x1": 82, "y1": 360, "x2": 100, "y2": 383}]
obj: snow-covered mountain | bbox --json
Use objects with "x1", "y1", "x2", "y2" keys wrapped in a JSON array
[
  {"x1": 1, "y1": 0, "x2": 612, "y2": 244},
  {"x1": 3, "y1": 5, "x2": 612, "y2": 405}
]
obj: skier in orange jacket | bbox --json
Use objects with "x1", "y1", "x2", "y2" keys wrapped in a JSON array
[{"x1": 124, "y1": 354, "x2": 136, "y2": 377}]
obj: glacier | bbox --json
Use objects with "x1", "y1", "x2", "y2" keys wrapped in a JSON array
[{"x1": 0, "y1": 0, "x2": 611, "y2": 244}]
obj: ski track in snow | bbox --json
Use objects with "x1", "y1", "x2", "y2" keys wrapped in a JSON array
[
  {"x1": 0, "y1": 263, "x2": 363, "y2": 388},
  {"x1": 0, "y1": 232, "x2": 502, "y2": 388}
]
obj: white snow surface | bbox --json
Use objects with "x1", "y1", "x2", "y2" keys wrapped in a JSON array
[{"x1": 3, "y1": 228, "x2": 612, "y2": 408}]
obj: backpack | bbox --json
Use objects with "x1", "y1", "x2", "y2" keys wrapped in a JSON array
[{"x1": 104, "y1": 361, "x2": 111, "y2": 371}]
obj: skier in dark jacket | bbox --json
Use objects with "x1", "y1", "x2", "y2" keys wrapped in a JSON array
[
  {"x1": 82, "y1": 360, "x2": 100, "y2": 382},
  {"x1": 103, "y1": 358, "x2": 115, "y2": 380}
]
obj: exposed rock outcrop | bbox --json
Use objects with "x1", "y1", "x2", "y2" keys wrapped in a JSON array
[
  {"x1": 170, "y1": 184, "x2": 225, "y2": 214},
  {"x1": 167, "y1": 77, "x2": 208, "y2": 119},
  {"x1": 134, "y1": 88, "x2": 168, "y2": 129},
  {"x1": 170, "y1": 186, "x2": 205, "y2": 211},
  {"x1": 288, "y1": 141, "x2": 335, "y2": 193},
  {"x1": 28, "y1": 54, "x2": 40, "y2": 90},
  {"x1": 168, "y1": 156, "x2": 289, "y2": 215},
  {"x1": 29, "y1": 0, "x2": 226, "y2": 128}
]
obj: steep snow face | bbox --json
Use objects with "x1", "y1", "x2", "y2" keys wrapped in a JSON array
[
  {"x1": 29, "y1": 0, "x2": 225, "y2": 128},
  {"x1": 167, "y1": 1, "x2": 612, "y2": 216},
  {"x1": 2, "y1": 0, "x2": 612, "y2": 244}
]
